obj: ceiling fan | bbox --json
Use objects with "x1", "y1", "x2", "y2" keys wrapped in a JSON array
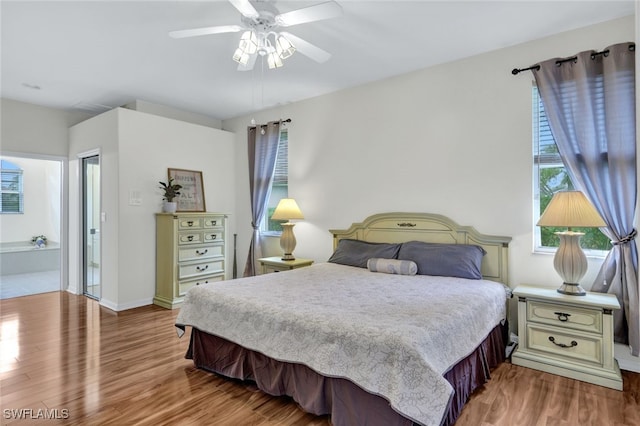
[{"x1": 169, "y1": 0, "x2": 343, "y2": 71}]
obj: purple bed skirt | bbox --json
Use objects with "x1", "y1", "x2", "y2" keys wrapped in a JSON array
[{"x1": 186, "y1": 323, "x2": 506, "y2": 426}]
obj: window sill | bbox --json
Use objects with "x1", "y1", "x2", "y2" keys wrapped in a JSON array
[
  {"x1": 533, "y1": 247, "x2": 608, "y2": 259},
  {"x1": 262, "y1": 231, "x2": 282, "y2": 238}
]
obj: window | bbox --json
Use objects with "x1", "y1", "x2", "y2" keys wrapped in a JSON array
[
  {"x1": 262, "y1": 128, "x2": 288, "y2": 233},
  {"x1": 0, "y1": 160, "x2": 24, "y2": 214},
  {"x1": 532, "y1": 87, "x2": 610, "y2": 252}
]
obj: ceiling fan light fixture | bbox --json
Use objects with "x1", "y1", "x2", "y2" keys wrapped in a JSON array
[
  {"x1": 267, "y1": 51, "x2": 283, "y2": 69},
  {"x1": 171, "y1": 0, "x2": 342, "y2": 71},
  {"x1": 276, "y1": 34, "x2": 296, "y2": 59},
  {"x1": 232, "y1": 47, "x2": 250, "y2": 65},
  {"x1": 238, "y1": 30, "x2": 258, "y2": 54}
]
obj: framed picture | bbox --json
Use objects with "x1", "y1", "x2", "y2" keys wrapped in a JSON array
[{"x1": 168, "y1": 168, "x2": 206, "y2": 212}]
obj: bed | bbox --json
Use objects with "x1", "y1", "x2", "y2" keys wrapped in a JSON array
[{"x1": 175, "y1": 212, "x2": 512, "y2": 426}]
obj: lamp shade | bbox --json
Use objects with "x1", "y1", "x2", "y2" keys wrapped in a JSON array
[
  {"x1": 271, "y1": 198, "x2": 304, "y2": 221},
  {"x1": 238, "y1": 30, "x2": 258, "y2": 54},
  {"x1": 537, "y1": 191, "x2": 606, "y2": 228},
  {"x1": 276, "y1": 34, "x2": 296, "y2": 59}
]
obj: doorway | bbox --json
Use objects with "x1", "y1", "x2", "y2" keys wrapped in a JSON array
[
  {"x1": 82, "y1": 155, "x2": 100, "y2": 300},
  {"x1": 0, "y1": 155, "x2": 63, "y2": 299}
]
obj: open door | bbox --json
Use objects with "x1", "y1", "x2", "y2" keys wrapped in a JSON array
[{"x1": 82, "y1": 155, "x2": 100, "y2": 300}]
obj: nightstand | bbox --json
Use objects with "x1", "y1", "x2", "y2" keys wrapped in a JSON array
[
  {"x1": 511, "y1": 284, "x2": 622, "y2": 390},
  {"x1": 258, "y1": 256, "x2": 314, "y2": 274}
]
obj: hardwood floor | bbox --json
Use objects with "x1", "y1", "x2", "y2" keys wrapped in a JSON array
[{"x1": 1, "y1": 291, "x2": 638, "y2": 426}]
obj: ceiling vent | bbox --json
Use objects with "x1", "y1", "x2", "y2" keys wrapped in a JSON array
[{"x1": 71, "y1": 102, "x2": 112, "y2": 114}]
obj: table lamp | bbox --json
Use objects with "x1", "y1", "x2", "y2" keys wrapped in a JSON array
[
  {"x1": 271, "y1": 198, "x2": 304, "y2": 260},
  {"x1": 537, "y1": 191, "x2": 606, "y2": 295}
]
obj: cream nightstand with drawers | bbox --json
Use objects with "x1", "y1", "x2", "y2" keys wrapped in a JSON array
[
  {"x1": 511, "y1": 285, "x2": 622, "y2": 390},
  {"x1": 154, "y1": 212, "x2": 228, "y2": 309},
  {"x1": 258, "y1": 257, "x2": 314, "y2": 274}
]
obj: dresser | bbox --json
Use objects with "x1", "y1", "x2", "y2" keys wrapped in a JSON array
[
  {"x1": 154, "y1": 212, "x2": 228, "y2": 309},
  {"x1": 258, "y1": 256, "x2": 314, "y2": 274},
  {"x1": 511, "y1": 285, "x2": 622, "y2": 390}
]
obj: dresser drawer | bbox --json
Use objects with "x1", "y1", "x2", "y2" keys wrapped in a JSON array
[
  {"x1": 527, "y1": 300, "x2": 602, "y2": 334},
  {"x1": 178, "y1": 217, "x2": 203, "y2": 230},
  {"x1": 526, "y1": 323, "x2": 602, "y2": 365},
  {"x1": 203, "y1": 232, "x2": 223, "y2": 243},
  {"x1": 178, "y1": 243, "x2": 223, "y2": 262},
  {"x1": 178, "y1": 232, "x2": 203, "y2": 245},
  {"x1": 203, "y1": 217, "x2": 224, "y2": 228},
  {"x1": 178, "y1": 259, "x2": 224, "y2": 280},
  {"x1": 178, "y1": 274, "x2": 225, "y2": 296}
]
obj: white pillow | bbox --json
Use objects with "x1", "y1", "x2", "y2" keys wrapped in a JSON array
[{"x1": 367, "y1": 258, "x2": 418, "y2": 276}]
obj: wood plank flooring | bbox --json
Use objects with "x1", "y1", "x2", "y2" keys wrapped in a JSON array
[{"x1": 1, "y1": 291, "x2": 639, "y2": 426}]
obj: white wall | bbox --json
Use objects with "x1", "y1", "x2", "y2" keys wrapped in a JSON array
[
  {"x1": 124, "y1": 100, "x2": 223, "y2": 129},
  {"x1": 224, "y1": 16, "x2": 634, "y2": 291},
  {"x1": 69, "y1": 107, "x2": 235, "y2": 310},
  {"x1": 0, "y1": 156, "x2": 61, "y2": 243},
  {"x1": 1, "y1": 98, "x2": 90, "y2": 157},
  {"x1": 1, "y1": 98, "x2": 92, "y2": 292},
  {"x1": 68, "y1": 109, "x2": 119, "y2": 300}
]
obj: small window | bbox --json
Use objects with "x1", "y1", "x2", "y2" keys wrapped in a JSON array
[
  {"x1": 532, "y1": 87, "x2": 610, "y2": 252},
  {"x1": 0, "y1": 160, "x2": 24, "y2": 214},
  {"x1": 262, "y1": 128, "x2": 288, "y2": 233}
]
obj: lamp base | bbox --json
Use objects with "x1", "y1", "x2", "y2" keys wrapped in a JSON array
[
  {"x1": 557, "y1": 282, "x2": 587, "y2": 296},
  {"x1": 279, "y1": 222, "x2": 297, "y2": 262},
  {"x1": 553, "y1": 231, "x2": 588, "y2": 296}
]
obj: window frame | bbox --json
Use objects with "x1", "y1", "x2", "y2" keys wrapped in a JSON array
[
  {"x1": 261, "y1": 128, "x2": 288, "y2": 236},
  {"x1": 0, "y1": 160, "x2": 24, "y2": 214},
  {"x1": 532, "y1": 85, "x2": 608, "y2": 257}
]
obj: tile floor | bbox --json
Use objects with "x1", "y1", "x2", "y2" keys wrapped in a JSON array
[{"x1": 0, "y1": 270, "x2": 61, "y2": 299}]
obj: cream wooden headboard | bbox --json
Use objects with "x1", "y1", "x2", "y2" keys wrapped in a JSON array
[{"x1": 329, "y1": 212, "x2": 511, "y2": 285}]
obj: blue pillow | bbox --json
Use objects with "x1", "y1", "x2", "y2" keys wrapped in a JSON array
[
  {"x1": 397, "y1": 241, "x2": 486, "y2": 279},
  {"x1": 328, "y1": 239, "x2": 401, "y2": 268}
]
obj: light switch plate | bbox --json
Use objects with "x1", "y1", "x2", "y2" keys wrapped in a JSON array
[{"x1": 129, "y1": 190, "x2": 142, "y2": 206}]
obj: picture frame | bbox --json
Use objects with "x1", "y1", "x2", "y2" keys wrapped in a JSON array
[{"x1": 168, "y1": 168, "x2": 206, "y2": 212}]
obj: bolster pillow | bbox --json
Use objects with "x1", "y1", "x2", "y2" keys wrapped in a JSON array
[{"x1": 367, "y1": 258, "x2": 418, "y2": 276}]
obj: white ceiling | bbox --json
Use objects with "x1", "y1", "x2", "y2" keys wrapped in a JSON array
[{"x1": 1, "y1": 1, "x2": 635, "y2": 121}]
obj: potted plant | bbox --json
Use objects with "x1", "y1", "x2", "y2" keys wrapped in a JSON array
[
  {"x1": 31, "y1": 234, "x2": 47, "y2": 248},
  {"x1": 159, "y1": 178, "x2": 182, "y2": 213}
]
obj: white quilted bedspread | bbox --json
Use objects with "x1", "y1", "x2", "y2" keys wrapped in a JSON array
[{"x1": 175, "y1": 262, "x2": 508, "y2": 426}]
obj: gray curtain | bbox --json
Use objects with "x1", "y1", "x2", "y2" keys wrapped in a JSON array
[
  {"x1": 532, "y1": 42, "x2": 638, "y2": 355},
  {"x1": 243, "y1": 121, "x2": 281, "y2": 277}
]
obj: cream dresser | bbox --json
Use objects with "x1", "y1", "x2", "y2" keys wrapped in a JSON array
[
  {"x1": 512, "y1": 285, "x2": 622, "y2": 390},
  {"x1": 154, "y1": 212, "x2": 228, "y2": 309}
]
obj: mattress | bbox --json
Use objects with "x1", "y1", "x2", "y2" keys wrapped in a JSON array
[{"x1": 176, "y1": 262, "x2": 509, "y2": 425}]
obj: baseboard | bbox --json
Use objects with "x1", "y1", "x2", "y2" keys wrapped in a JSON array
[
  {"x1": 99, "y1": 297, "x2": 153, "y2": 312},
  {"x1": 615, "y1": 343, "x2": 640, "y2": 373}
]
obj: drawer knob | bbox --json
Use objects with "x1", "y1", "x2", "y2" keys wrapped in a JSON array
[
  {"x1": 554, "y1": 312, "x2": 571, "y2": 322},
  {"x1": 196, "y1": 249, "x2": 208, "y2": 255},
  {"x1": 209, "y1": 234, "x2": 217, "y2": 240},
  {"x1": 187, "y1": 235, "x2": 194, "y2": 242},
  {"x1": 196, "y1": 281, "x2": 209, "y2": 285},
  {"x1": 196, "y1": 265, "x2": 209, "y2": 272},
  {"x1": 548, "y1": 336, "x2": 578, "y2": 349},
  {"x1": 187, "y1": 221, "x2": 194, "y2": 227},
  {"x1": 210, "y1": 220, "x2": 217, "y2": 226}
]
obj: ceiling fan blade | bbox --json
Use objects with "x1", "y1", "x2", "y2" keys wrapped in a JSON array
[
  {"x1": 229, "y1": 0, "x2": 259, "y2": 19},
  {"x1": 237, "y1": 53, "x2": 257, "y2": 71},
  {"x1": 169, "y1": 25, "x2": 243, "y2": 39},
  {"x1": 275, "y1": 1, "x2": 343, "y2": 27},
  {"x1": 280, "y1": 32, "x2": 331, "y2": 63}
]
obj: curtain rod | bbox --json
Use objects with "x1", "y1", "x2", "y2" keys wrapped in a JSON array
[
  {"x1": 511, "y1": 43, "x2": 635, "y2": 75},
  {"x1": 249, "y1": 118, "x2": 291, "y2": 129}
]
